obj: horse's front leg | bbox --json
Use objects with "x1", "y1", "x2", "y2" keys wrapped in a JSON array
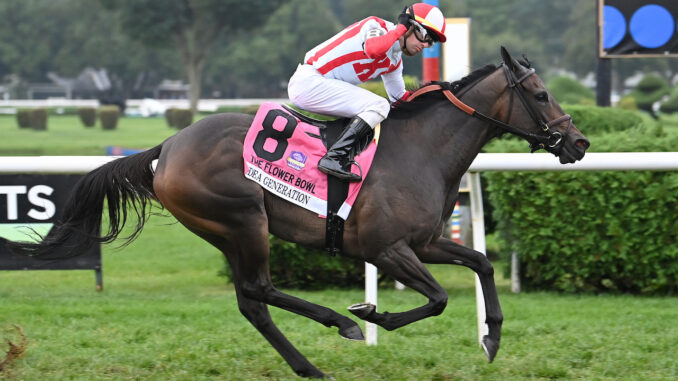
[
  {"x1": 349, "y1": 239, "x2": 448, "y2": 330},
  {"x1": 415, "y1": 237, "x2": 503, "y2": 363}
]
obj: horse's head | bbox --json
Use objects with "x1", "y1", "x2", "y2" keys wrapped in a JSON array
[{"x1": 497, "y1": 47, "x2": 590, "y2": 164}]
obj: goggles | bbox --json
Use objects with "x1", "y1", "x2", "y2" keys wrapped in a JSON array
[{"x1": 411, "y1": 20, "x2": 438, "y2": 46}]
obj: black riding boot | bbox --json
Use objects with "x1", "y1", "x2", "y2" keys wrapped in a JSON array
[{"x1": 318, "y1": 116, "x2": 372, "y2": 182}]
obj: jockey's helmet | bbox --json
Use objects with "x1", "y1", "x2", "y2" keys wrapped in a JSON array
[{"x1": 407, "y1": 3, "x2": 447, "y2": 43}]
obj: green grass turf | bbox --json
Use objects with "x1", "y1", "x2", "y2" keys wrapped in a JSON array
[
  {"x1": 1, "y1": 214, "x2": 676, "y2": 380},
  {"x1": 0, "y1": 115, "x2": 180, "y2": 156}
]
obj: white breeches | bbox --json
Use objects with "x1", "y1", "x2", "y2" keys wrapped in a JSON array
[{"x1": 287, "y1": 64, "x2": 390, "y2": 128}]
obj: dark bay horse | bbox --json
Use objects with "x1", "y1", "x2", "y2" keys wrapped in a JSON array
[{"x1": 6, "y1": 48, "x2": 589, "y2": 378}]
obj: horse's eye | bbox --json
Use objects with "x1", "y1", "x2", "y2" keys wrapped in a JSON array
[{"x1": 535, "y1": 92, "x2": 548, "y2": 103}]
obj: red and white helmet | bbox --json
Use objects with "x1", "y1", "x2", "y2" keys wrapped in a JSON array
[{"x1": 408, "y1": 3, "x2": 447, "y2": 43}]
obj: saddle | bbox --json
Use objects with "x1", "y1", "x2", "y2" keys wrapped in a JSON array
[{"x1": 281, "y1": 105, "x2": 374, "y2": 154}]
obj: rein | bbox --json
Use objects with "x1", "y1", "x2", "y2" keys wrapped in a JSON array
[{"x1": 407, "y1": 64, "x2": 572, "y2": 153}]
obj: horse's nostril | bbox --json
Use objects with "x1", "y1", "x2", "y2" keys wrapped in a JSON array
[{"x1": 576, "y1": 139, "x2": 590, "y2": 149}]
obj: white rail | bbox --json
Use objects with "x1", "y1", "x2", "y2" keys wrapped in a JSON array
[
  {"x1": 3, "y1": 152, "x2": 678, "y2": 173},
  {"x1": 469, "y1": 152, "x2": 678, "y2": 171},
  {"x1": 0, "y1": 156, "x2": 121, "y2": 173}
]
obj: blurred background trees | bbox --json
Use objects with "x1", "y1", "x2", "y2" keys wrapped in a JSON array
[{"x1": 1, "y1": 0, "x2": 678, "y2": 100}]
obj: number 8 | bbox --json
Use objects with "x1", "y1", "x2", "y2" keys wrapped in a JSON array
[{"x1": 253, "y1": 110, "x2": 298, "y2": 161}]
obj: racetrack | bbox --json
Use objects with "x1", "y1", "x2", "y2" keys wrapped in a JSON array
[{"x1": 1, "y1": 215, "x2": 676, "y2": 380}]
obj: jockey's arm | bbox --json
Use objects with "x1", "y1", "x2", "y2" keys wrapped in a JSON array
[
  {"x1": 364, "y1": 24, "x2": 408, "y2": 59},
  {"x1": 381, "y1": 64, "x2": 410, "y2": 103}
]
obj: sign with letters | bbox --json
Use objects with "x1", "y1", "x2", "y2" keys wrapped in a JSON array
[{"x1": 0, "y1": 174, "x2": 102, "y2": 288}]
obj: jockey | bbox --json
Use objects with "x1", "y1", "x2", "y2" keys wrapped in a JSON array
[{"x1": 288, "y1": 3, "x2": 447, "y2": 182}]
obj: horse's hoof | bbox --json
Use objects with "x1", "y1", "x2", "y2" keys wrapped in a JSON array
[
  {"x1": 347, "y1": 303, "x2": 376, "y2": 320},
  {"x1": 481, "y1": 335, "x2": 501, "y2": 363},
  {"x1": 297, "y1": 368, "x2": 326, "y2": 379},
  {"x1": 338, "y1": 324, "x2": 365, "y2": 341}
]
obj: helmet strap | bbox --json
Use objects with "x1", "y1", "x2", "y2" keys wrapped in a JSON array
[{"x1": 401, "y1": 27, "x2": 414, "y2": 53}]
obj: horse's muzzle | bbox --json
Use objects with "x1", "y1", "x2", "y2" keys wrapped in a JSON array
[{"x1": 557, "y1": 135, "x2": 590, "y2": 164}]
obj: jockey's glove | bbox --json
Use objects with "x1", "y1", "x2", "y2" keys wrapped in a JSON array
[{"x1": 398, "y1": 8, "x2": 414, "y2": 28}]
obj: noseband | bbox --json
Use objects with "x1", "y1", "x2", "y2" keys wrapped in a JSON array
[
  {"x1": 501, "y1": 64, "x2": 572, "y2": 153},
  {"x1": 407, "y1": 63, "x2": 572, "y2": 154}
]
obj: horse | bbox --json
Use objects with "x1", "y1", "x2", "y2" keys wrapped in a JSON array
[{"x1": 5, "y1": 47, "x2": 589, "y2": 378}]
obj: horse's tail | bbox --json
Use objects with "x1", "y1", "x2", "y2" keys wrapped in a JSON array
[{"x1": 6, "y1": 144, "x2": 163, "y2": 258}]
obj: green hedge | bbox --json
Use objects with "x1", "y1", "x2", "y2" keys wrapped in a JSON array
[
  {"x1": 173, "y1": 109, "x2": 193, "y2": 129},
  {"x1": 99, "y1": 105, "x2": 120, "y2": 130},
  {"x1": 16, "y1": 109, "x2": 32, "y2": 128},
  {"x1": 485, "y1": 106, "x2": 678, "y2": 294},
  {"x1": 29, "y1": 108, "x2": 48, "y2": 130},
  {"x1": 164, "y1": 108, "x2": 177, "y2": 127},
  {"x1": 220, "y1": 235, "x2": 367, "y2": 290},
  {"x1": 660, "y1": 87, "x2": 678, "y2": 114},
  {"x1": 630, "y1": 74, "x2": 669, "y2": 114},
  {"x1": 564, "y1": 104, "x2": 645, "y2": 135},
  {"x1": 359, "y1": 75, "x2": 420, "y2": 100},
  {"x1": 617, "y1": 95, "x2": 637, "y2": 111},
  {"x1": 165, "y1": 108, "x2": 194, "y2": 128},
  {"x1": 77, "y1": 107, "x2": 97, "y2": 127},
  {"x1": 546, "y1": 76, "x2": 594, "y2": 105}
]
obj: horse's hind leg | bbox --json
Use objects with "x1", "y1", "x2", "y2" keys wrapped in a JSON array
[
  {"x1": 231, "y1": 279, "x2": 325, "y2": 378},
  {"x1": 188, "y1": 227, "x2": 361, "y2": 377},
  {"x1": 415, "y1": 237, "x2": 502, "y2": 363},
  {"x1": 248, "y1": 285, "x2": 364, "y2": 341},
  {"x1": 218, "y1": 230, "x2": 363, "y2": 342},
  {"x1": 349, "y1": 239, "x2": 449, "y2": 331}
]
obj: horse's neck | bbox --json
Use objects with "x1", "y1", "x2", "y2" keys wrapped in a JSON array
[
  {"x1": 423, "y1": 97, "x2": 497, "y2": 173},
  {"x1": 443, "y1": 77, "x2": 506, "y2": 169},
  {"x1": 379, "y1": 87, "x2": 501, "y2": 207}
]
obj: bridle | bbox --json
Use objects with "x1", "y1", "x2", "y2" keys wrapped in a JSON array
[
  {"x1": 500, "y1": 63, "x2": 572, "y2": 153},
  {"x1": 407, "y1": 63, "x2": 573, "y2": 154}
]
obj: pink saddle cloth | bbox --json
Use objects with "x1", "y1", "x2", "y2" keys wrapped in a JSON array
[{"x1": 243, "y1": 102, "x2": 378, "y2": 219}]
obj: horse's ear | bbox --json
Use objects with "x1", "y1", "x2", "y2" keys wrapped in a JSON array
[{"x1": 500, "y1": 46, "x2": 517, "y2": 72}]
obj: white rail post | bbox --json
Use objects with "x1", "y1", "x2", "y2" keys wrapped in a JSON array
[
  {"x1": 511, "y1": 252, "x2": 521, "y2": 293},
  {"x1": 469, "y1": 171, "x2": 489, "y2": 345},
  {"x1": 365, "y1": 262, "x2": 378, "y2": 345}
]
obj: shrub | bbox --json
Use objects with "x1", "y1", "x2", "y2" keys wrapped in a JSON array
[
  {"x1": 485, "y1": 109, "x2": 678, "y2": 294},
  {"x1": 488, "y1": 169, "x2": 678, "y2": 294},
  {"x1": 560, "y1": 104, "x2": 643, "y2": 136},
  {"x1": 29, "y1": 108, "x2": 48, "y2": 130},
  {"x1": 99, "y1": 105, "x2": 120, "y2": 130},
  {"x1": 164, "y1": 108, "x2": 177, "y2": 127},
  {"x1": 214, "y1": 106, "x2": 249, "y2": 114},
  {"x1": 617, "y1": 95, "x2": 637, "y2": 111},
  {"x1": 241, "y1": 105, "x2": 260, "y2": 115},
  {"x1": 546, "y1": 76, "x2": 595, "y2": 105},
  {"x1": 77, "y1": 107, "x2": 97, "y2": 127},
  {"x1": 171, "y1": 108, "x2": 193, "y2": 129},
  {"x1": 16, "y1": 109, "x2": 31, "y2": 128},
  {"x1": 660, "y1": 87, "x2": 678, "y2": 114},
  {"x1": 630, "y1": 74, "x2": 669, "y2": 114}
]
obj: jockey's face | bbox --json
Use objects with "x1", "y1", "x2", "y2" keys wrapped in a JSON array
[{"x1": 400, "y1": 29, "x2": 432, "y2": 56}]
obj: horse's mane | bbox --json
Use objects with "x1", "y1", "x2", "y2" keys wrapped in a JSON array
[
  {"x1": 389, "y1": 64, "x2": 498, "y2": 120},
  {"x1": 389, "y1": 56, "x2": 537, "y2": 120}
]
